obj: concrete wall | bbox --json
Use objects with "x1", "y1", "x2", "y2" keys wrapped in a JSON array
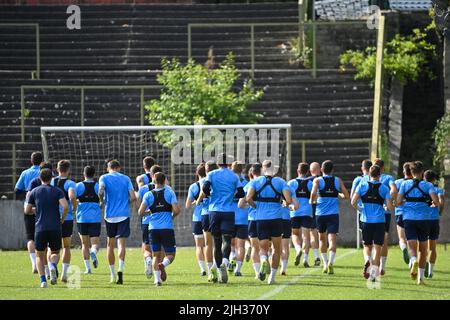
[{"x1": 1, "y1": 198, "x2": 449, "y2": 250}]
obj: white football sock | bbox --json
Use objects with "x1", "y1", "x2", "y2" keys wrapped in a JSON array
[
  {"x1": 154, "y1": 270, "x2": 161, "y2": 283},
  {"x1": 109, "y1": 264, "x2": 115, "y2": 277},
  {"x1": 380, "y1": 256, "x2": 387, "y2": 270},
  {"x1": 370, "y1": 265, "x2": 378, "y2": 279},
  {"x1": 260, "y1": 255, "x2": 268, "y2": 263},
  {"x1": 29, "y1": 253, "x2": 36, "y2": 268},
  {"x1": 281, "y1": 259, "x2": 288, "y2": 272},
  {"x1": 329, "y1": 251, "x2": 336, "y2": 265},
  {"x1": 83, "y1": 260, "x2": 90, "y2": 272},
  {"x1": 399, "y1": 242, "x2": 407, "y2": 251},
  {"x1": 44, "y1": 265, "x2": 50, "y2": 277},
  {"x1": 162, "y1": 257, "x2": 171, "y2": 268},
  {"x1": 313, "y1": 249, "x2": 319, "y2": 259},
  {"x1": 62, "y1": 263, "x2": 70, "y2": 278},
  {"x1": 294, "y1": 244, "x2": 301, "y2": 254},
  {"x1": 229, "y1": 251, "x2": 236, "y2": 261},
  {"x1": 245, "y1": 241, "x2": 251, "y2": 250},
  {"x1": 236, "y1": 261, "x2": 243, "y2": 273},
  {"x1": 198, "y1": 260, "x2": 205, "y2": 272},
  {"x1": 410, "y1": 256, "x2": 417, "y2": 264},
  {"x1": 418, "y1": 268, "x2": 424, "y2": 282},
  {"x1": 253, "y1": 263, "x2": 260, "y2": 276},
  {"x1": 222, "y1": 258, "x2": 229, "y2": 266},
  {"x1": 118, "y1": 259, "x2": 124, "y2": 272},
  {"x1": 321, "y1": 253, "x2": 328, "y2": 265},
  {"x1": 145, "y1": 256, "x2": 152, "y2": 265},
  {"x1": 271, "y1": 268, "x2": 277, "y2": 278},
  {"x1": 303, "y1": 253, "x2": 309, "y2": 263},
  {"x1": 207, "y1": 262, "x2": 213, "y2": 272},
  {"x1": 429, "y1": 263, "x2": 434, "y2": 276},
  {"x1": 49, "y1": 263, "x2": 55, "y2": 271},
  {"x1": 364, "y1": 254, "x2": 370, "y2": 264}
]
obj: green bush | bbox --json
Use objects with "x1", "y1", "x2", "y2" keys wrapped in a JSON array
[
  {"x1": 146, "y1": 53, "x2": 264, "y2": 145},
  {"x1": 432, "y1": 113, "x2": 450, "y2": 176}
]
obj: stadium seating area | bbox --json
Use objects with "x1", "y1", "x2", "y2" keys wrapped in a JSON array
[{"x1": 0, "y1": 3, "x2": 376, "y2": 199}]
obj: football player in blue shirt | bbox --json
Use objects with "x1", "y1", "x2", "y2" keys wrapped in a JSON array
[
  {"x1": 310, "y1": 160, "x2": 349, "y2": 275},
  {"x1": 423, "y1": 169, "x2": 445, "y2": 278},
  {"x1": 196, "y1": 153, "x2": 245, "y2": 284},
  {"x1": 75, "y1": 166, "x2": 101, "y2": 274},
  {"x1": 15, "y1": 151, "x2": 43, "y2": 274},
  {"x1": 373, "y1": 158, "x2": 397, "y2": 276},
  {"x1": 186, "y1": 163, "x2": 207, "y2": 276},
  {"x1": 397, "y1": 161, "x2": 439, "y2": 285},
  {"x1": 238, "y1": 163, "x2": 262, "y2": 279},
  {"x1": 308, "y1": 162, "x2": 322, "y2": 266},
  {"x1": 350, "y1": 159, "x2": 372, "y2": 234},
  {"x1": 246, "y1": 160, "x2": 292, "y2": 285},
  {"x1": 394, "y1": 162, "x2": 413, "y2": 264},
  {"x1": 136, "y1": 156, "x2": 156, "y2": 188},
  {"x1": 288, "y1": 162, "x2": 314, "y2": 268},
  {"x1": 99, "y1": 159, "x2": 137, "y2": 285},
  {"x1": 138, "y1": 172, "x2": 181, "y2": 286},
  {"x1": 51, "y1": 160, "x2": 77, "y2": 283},
  {"x1": 352, "y1": 165, "x2": 394, "y2": 282},
  {"x1": 25, "y1": 169, "x2": 68, "y2": 288}
]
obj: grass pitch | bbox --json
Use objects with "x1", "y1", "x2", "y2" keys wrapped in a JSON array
[{"x1": 0, "y1": 245, "x2": 449, "y2": 300}]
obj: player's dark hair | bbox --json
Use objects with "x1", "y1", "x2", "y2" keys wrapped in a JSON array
[
  {"x1": 196, "y1": 163, "x2": 206, "y2": 178},
  {"x1": 143, "y1": 156, "x2": 156, "y2": 170},
  {"x1": 362, "y1": 159, "x2": 372, "y2": 171},
  {"x1": 411, "y1": 161, "x2": 424, "y2": 176},
  {"x1": 39, "y1": 161, "x2": 52, "y2": 171},
  {"x1": 374, "y1": 158, "x2": 384, "y2": 169},
  {"x1": 424, "y1": 169, "x2": 437, "y2": 182},
  {"x1": 84, "y1": 165, "x2": 95, "y2": 178},
  {"x1": 205, "y1": 160, "x2": 218, "y2": 173},
  {"x1": 403, "y1": 162, "x2": 412, "y2": 177},
  {"x1": 154, "y1": 172, "x2": 166, "y2": 185},
  {"x1": 232, "y1": 161, "x2": 244, "y2": 175},
  {"x1": 31, "y1": 151, "x2": 43, "y2": 165},
  {"x1": 150, "y1": 165, "x2": 163, "y2": 176},
  {"x1": 298, "y1": 162, "x2": 309, "y2": 175},
  {"x1": 108, "y1": 159, "x2": 121, "y2": 170},
  {"x1": 57, "y1": 159, "x2": 71, "y2": 173},
  {"x1": 322, "y1": 160, "x2": 334, "y2": 175},
  {"x1": 369, "y1": 165, "x2": 381, "y2": 178},
  {"x1": 40, "y1": 168, "x2": 53, "y2": 183},
  {"x1": 251, "y1": 163, "x2": 262, "y2": 176}
]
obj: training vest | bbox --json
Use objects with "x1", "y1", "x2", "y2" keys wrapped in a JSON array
[
  {"x1": 193, "y1": 181, "x2": 201, "y2": 200},
  {"x1": 78, "y1": 181, "x2": 99, "y2": 203},
  {"x1": 145, "y1": 173, "x2": 152, "y2": 183},
  {"x1": 318, "y1": 176, "x2": 339, "y2": 198},
  {"x1": 233, "y1": 177, "x2": 245, "y2": 203},
  {"x1": 404, "y1": 179, "x2": 432, "y2": 205},
  {"x1": 53, "y1": 177, "x2": 69, "y2": 200},
  {"x1": 149, "y1": 188, "x2": 172, "y2": 213},
  {"x1": 147, "y1": 182, "x2": 156, "y2": 192},
  {"x1": 253, "y1": 176, "x2": 283, "y2": 203},
  {"x1": 360, "y1": 182, "x2": 384, "y2": 205},
  {"x1": 295, "y1": 177, "x2": 312, "y2": 198}
]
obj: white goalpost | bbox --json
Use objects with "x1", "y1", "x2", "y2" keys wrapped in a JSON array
[{"x1": 41, "y1": 124, "x2": 291, "y2": 246}]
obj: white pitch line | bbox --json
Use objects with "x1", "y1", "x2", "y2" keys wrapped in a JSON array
[{"x1": 256, "y1": 249, "x2": 358, "y2": 300}]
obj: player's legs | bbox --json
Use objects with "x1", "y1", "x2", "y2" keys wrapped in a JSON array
[
  {"x1": 280, "y1": 238, "x2": 290, "y2": 275},
  {"x1": 250, "y1": 236, "x2": 260, "y2": 278},
  {"x1": 107, "y1": 237, "x2": 116, "y2": 282},
  {"x1": 194, "y1": 235, "x2": 206, "y2": 275},
  {"x1": 291, "y1": 217, "x2": 303, "y2": 266},
  {"x1": 24, "y1": 215, "x2": 37, "y2": 273},
  {"x1": 380, "y1": 232, "x2": 389, "y2": 275},
  {"x1": 228, "y1": 237, "x2": 237, "y2": 272},
  {"x1": 417, "y1": 240, "x2": 428, "y2": 284},
  {"x1": 310, "y1": 228, "x2": 321, "y2": 266},
  {"x1": 155, "y1": 229, "x2": 176, "y2": 285},
  {"x1": 80, "y1": 234, "x2": 91, "y2": 274},
  {"x1": 302, "y1": 227, "x2": 311, "y2": 267},
  {"x1": 90, "y1": 235, "x2": 100, "y2": 269},
  {"x1": 427, "y1": 239, "x2": 437, "y2": 277},
  {"x1": 319, "y1": 231, "x2": 328, "y2": 270},
  {"x1": 235, "y1": 237, "x2": 246, "y2": 276},
  {"x1": 396, "y1": 215, "x2": 409, "y2": 264},
  {"x1": 152, "y1": 250, "x2": 162, "y2": 286},
  {"x1": 327, "y1": 232, "x2": 337, "y2": 274},
  {"x1": 61, "y1": 236, "x2": 71, "y2": 282}
]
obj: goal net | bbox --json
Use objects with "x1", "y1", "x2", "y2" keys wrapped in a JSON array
[{"x1": 41, "y1": 124, "x2": 291, "y2": 246}]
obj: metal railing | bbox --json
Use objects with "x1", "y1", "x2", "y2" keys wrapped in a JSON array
[
  {"x1": 20, "y1": 85, "x2": 161, "y2": 142},
  {"x1": 187, "y1": 20, "x2": 370, "y2": 79},
  {"x1": 0, "y1": 23, "x2": 40, "y2": 79}
]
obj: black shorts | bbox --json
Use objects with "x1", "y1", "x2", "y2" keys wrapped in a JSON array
[
  {"x1": 149, "y1": 229, "x2": 176, "y2": 253},
  {"x1": 256, "y1": 219, "x2": 283, "y2": 241},
  {"x1": 396, "y1": 215, "x2": 404, "y2": 228},
  {"x1": 428, "y1": 220, "x2": 440, "y2": 241},
  {"x1": 362, "y1": 223, "x2": 385, "y2": 246},
  {"x1": 192, "y1": 221, "x2": 203, "y2": 236},
  {"x1": 404, "y1": 220, "x2": 430, "y2": 242},
  {"x1": 316, "y1": 214, "x2": 339, "y2": 234},
  {"x1": 35, "y1": 230, "x2": 62, "y2": 252},
  {"x1": 201, "y1": 214, "x2": 210, "y2": 232},
  {"x1": 61, "y1": 220, "x2": 74, "y2": 238},
  {"x1": 77, "y1": 222, "x2": 101, "y2": 237},
  {"x1": 209, "y1": 211, "x2": 235, "y2": 236},
  {"x1": 282, "y1": 219, "x2": 292, "y2": 239},
  {"x1": 248, "y1": 220, "x2": 258, "y2": 238},
  {"x1": 384, "y1": 213, "x2": 391, "y2": 233},
  {"x1": 106, "y1": 218, "x2": 130, "y2": 238},
  {"x1": 24, "y1": 214, "x2": 35, "y2": 241},
  {"x1": 141, "y1": 223, "x2": 150, "y2": 245},
  {"x1": 291, "y1": 216, "x2": 314, "y2": 229},
  {"x1": 235, "y1": 224, "x2": 248, "y2": 240}
]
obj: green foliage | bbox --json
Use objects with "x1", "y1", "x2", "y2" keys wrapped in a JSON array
[
  {"x1": 378, "y1": 132, "x2": 392, "y2": 176},
  {"x1": 145, "y1": 53, "x2": 264, "y2": 146},
  {"x1": 280, "y1": 37, "x2": 313, "y2": 68},
  {"x1": 339, "y1": 24, "x2": 437, "y2": 85},
  {"x1": 432, "y1": 113, "x2": 450, "y2": 176}
]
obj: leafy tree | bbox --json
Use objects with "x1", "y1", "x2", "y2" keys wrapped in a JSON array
[{"x1": 432, "y1": 113, "x2": 450, "y2": 176}]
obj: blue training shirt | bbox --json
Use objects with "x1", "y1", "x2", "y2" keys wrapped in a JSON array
[
  {"x1": 280, "y1": 185, "x2": 295, "y2": 220},
  {"x1": 199, "y1": 177, "x2": 210, "y2": 216},
  {"x1": 380, "y1": 173, "x2": 395, "y2": 214},
  {"x1": 51, "y1": 176, "x2": 76, "y2": 221},
  {"x1": 142, "y1": 187, "x2": 178, "y2": 230},
  {"x1": 248, "y1": 175, "x2": 289, "y2": 221},
  {"x1": 15, "y1": 165, "x2": 40, "y2": 193},
  {"x1": 288, "y1": 177, "x2": 313, "y2": 218},
  {"x1": 399, "y1": 179, "x2": 436, "y2": 221},
  {"x1": 75, "y1": 180, "x2": 101, "y2": 223},
  {"x1": 233, "y1": 177, "x2": 249, "y2": 225},
  {"x1": 99, "y1": 172, "x2": 134, "y2": 221},
  {"x1": 27, "y1": 184, "x2": 65, "y2": 232},
  {"x1": 428, "y1": 185, "x2": 444, "y2": 220},
  {"x1": 315, "y1": 175, "x2": 341, "y2": 216},
  {"x1": 187, "y1": 181, "x2": 203, "y2": 223},
  {"x1": 138, "y1": 182, "x2": 173, "y2": 225},
  {"x1": 206, "y1": 168, "x2": 242, "y2": 213},
  {"x1": 355, "y1": 180, "x2": 391, "y2": 223},
  {"x1": 244, "y1": 182, "x2": 256, "y2": 221},
  {"x1": 394, "y1": 178, "x2": 408, "y2": 216}
]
